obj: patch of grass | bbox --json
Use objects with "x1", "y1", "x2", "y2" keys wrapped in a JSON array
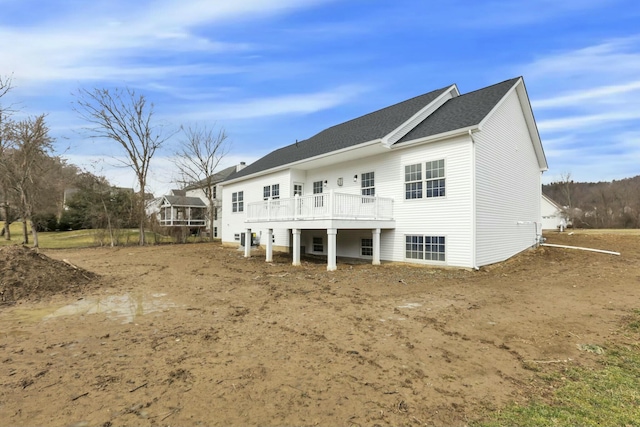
[
  {"x1": 479, "y1": 310, "x2": 640, "y2": 426},
  {"x1": 0, "y1": 222, "x2": 204, "y2": 249}
]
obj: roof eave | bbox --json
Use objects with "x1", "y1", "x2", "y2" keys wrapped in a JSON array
[
  {"x1": 221, "y1": 138, "x2": 383, "y2": 186},
  {"x1": 477, "y1": 77, "x2": 548, "y2": 172},
  {"x1": 392, "y1": 125, "x2": 479, "y2": 149},
  {"x1": 381, "y1": 84, "x2": 459, "y2": 148}
]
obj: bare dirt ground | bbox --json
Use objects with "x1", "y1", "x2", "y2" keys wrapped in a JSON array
[{"x1": 0, "y1": 231, "x2": 638, "y2": 426}]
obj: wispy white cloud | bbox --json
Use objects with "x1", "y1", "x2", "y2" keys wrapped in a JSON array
[
  {"x1": 538, "y1": 111, "x2": 640, "y2": 132},
  {"x1": 178, "y1": 85, "x2": 371, "y2": 121},
  {"x1": 532, "y1": 81, "x2": 640, "y2": 109},
  {"x1": 0, "y1": 0, "x2": 333, "y2": 87}
]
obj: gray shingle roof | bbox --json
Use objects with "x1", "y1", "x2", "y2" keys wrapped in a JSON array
[
  {"x1": 183, "y1": 165, "x2": 239, "y2": 191},
  {"x1": 397, "y1": 78, "x2": 520, "y2": 143},
  {"x1": 225, "y1": 86, "x2": 451, "y2": 181},
  {"x1": 162, "y1": 195, "x2": 207, "y2": 207},
  {"x1": 225, "y1": 77, "x2": 521, "y2": 181}
]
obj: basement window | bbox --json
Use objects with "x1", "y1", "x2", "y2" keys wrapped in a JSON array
[
  {"x1": 405, "y1": 235, "x2": 445, "y2": 262},
  {"x1": 361, "y1": 238, "x2": 373, "y2": 256},
  {"x1": 313, "y1": 237, "x2": 324, "y2": 253}
]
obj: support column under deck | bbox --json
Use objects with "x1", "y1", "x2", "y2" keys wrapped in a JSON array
[
  {"x1": 244, "y1": 228, "x2": 251, "y2": 258},
  {"x1": 266, "y1": 228, "x2": 273, "y2": 263},
  {"x1": 327, "y1": 228, "x2": 337, "y2": 271},
  {"x1": 372, "y1": 228, "x2": 381, "y2": 265},
  {"x1": 292, "y1": 228, "x2": 301, "y2": 266}
]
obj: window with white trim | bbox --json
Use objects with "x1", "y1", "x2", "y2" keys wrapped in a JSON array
[
  {"x1": 361, "y1": 238, "x2": 373, "y2": 256},
  {"x1": 293, "y1": 183, "x2": 303, "y2": 196},
  {"x1": 425, "y1": 159, "x2": 445, "y2": 198},
  {"x1": 405, "y1": 235, "x2": 445, "y2": 261},
  {"x1": 263, "y1": 184, "x2": 280, "y2": 200},
  {"x1": 232, "y1": 191, "x2": 243, "y2": 212},
  {"x1": 313, "y1": 236, "x2": 323, "y2": 252},
  {"x1": 214, "y1": 227, "x2": 218, "y2": 237},
  {"x1": 404, "y1": 163, "x2": 423, "y2": 199},
  {"x1": 361, "y1": 172, "x2": 375, "y2": 196},
  {"x1": 313, "y1": 180, "x2": 324, "y2": 207}
]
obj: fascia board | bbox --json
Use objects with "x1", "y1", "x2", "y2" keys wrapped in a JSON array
[
  {"x1": 477, "y1": 78, "x2": 548, "y2": 171},
  {"x1": 390, "y1": 125, "x2": 478, "y2": 150},
  {"x1": 381, "y1": 84, "x2": 459, "y2": 148},
  {"x1": 222, "y1": 139, "x2": 383, "y2": 185}
]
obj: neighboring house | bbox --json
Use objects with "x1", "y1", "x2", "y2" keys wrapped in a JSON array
[
  {"x1": 541, "y1": 193, "x2": 568, "y2": 231},
  {"x1": 220, "y1": 77, "x2": 547, "y2": 270},
  {"x1": 152, "y1": 165, "x2": 242, "y2": 237}
]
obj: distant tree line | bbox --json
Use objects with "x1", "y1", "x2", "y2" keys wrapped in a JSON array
[{"x1": 543, "y1": 174, "x2": 640, "y2": 229}]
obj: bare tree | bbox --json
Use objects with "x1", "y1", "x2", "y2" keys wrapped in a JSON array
[
  {"x1": 0, "y1": 74, "x2": 14, "y2": 239},
  {"x1": 6, "y1": 115, "x2": 54, "y2": 247},
  {"x1": 74, "y1": 87, "x2": 173, "y2": 245},
  {"x1": 173, "y1": 124, "x2": 230, "y2": 241}
]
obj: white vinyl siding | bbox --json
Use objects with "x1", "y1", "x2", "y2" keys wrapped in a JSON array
[
  {"x1": 221, "y1": 170, "x2": 291, "y2": 247},
  {"x1": 475, "y1": 89, "x2": 542, "y2": 266}
]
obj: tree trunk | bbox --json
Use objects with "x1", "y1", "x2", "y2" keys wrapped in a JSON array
[
  {"x1": 209, "y1": 201, "x2": 215, "y2": 242},
  {"x1": 2, "y1": 203, "x2": 10, "y2": 240},
  {"x1": 31, "y1": 220, "x2": 39, "y2": 248},
  {"x1": 138, "y1": 187, "x2": 145, "y2": 246},
  {"x1": 22, "y1": 220, "x2": 28, "y2": 244}
]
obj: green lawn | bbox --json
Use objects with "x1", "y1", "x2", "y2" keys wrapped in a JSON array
[
  {"x1": 0, "y1": 222, "x2": 179, "y2": 248},
  {"x1": 478, "y1": 310, "x2": 640, "y2": 426}
]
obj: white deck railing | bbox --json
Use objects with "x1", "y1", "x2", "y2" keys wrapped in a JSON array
[
  {"x1": 247, "y1": 191, "x2": 393, "y2": 222},
  {"x1": 159, "y1": 219, "x2": 206, "y2": 226}
]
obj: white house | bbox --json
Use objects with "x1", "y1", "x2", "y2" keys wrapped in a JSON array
[
  {"x1": 541, "y1": 193, "x2": 567, "y2": 231},
  {"x1": 151, "y1": 165, "x2": 242, "y2": 237},
  {"x1": 220, "y1": 77, "x2": 548, "y2": 270}
]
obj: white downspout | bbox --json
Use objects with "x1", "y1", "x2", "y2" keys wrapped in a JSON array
[{"x1": 469, "y1": 130, "x2": 479, "y2": 270}]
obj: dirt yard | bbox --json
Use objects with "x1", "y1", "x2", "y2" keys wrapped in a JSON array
[{"x1": 1, "y1": 231, "x2": 638, "y2": 426}]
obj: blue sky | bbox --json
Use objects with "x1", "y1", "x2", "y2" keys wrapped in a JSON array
[{"x1": 1, "y1": 0, "x2": 639, "y2": 195}]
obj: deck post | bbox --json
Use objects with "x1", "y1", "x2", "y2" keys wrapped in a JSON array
[
  {"x1": 372, "y1": 228, "x2": 381, "y2": 265},
  {"x1": 244, "y1": 228, "x2": 251, "y2": 258},
  {"x1": 327, "y1": 228, "x2": 337, "y2": 271},
  {"x1": 266, "y1": 228, "x2": 273, "y2": 262},
  {"x1": 292, "y1": 228, "x2": 301, "y2": 266}
]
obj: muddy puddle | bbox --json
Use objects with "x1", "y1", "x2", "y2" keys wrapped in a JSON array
[{"x1": 0, "y1": 293, "x2": 179, "y2": 337}]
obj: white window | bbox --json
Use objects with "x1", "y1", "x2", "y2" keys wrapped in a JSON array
[
  {"x1": 234, "y1": 233, "x2": 240, "y2": 241},
  {"x1": 263, "y1": 184, "x2": 280, "y2": 200},
  {"x1": 425, "y1": 159, "x2": 445, "y2": 198},
  {"x1": 313, "y1": 181, "x2": 324, "y2": 207},
  {"x1": 293, "y1": 183, "x2": 303, "y2": 196},
  {"x1": 404, "y1": 160, "x2": 445, "y2": 199},
  {"x1": 214, "y1": 227, "x2": 218, "y2": 237},
  {"x1": 313, "y1": 236, "x2": 323, "y2": 252},
  {"x1": 405, "y1": 164, "x2": 423, "y2": 199},
  {"x1": 361, "y1": 172, "x2": 375, "y2": 196},
  {"x1": 232, "y1": 191, "x2": 244, "y2": 212},
  {"x1": 361, "y1": 238, "x2": 373, "y2": 256},
  {"x1": 405, "y1": 235, "x2": 445, "y2": 262}
]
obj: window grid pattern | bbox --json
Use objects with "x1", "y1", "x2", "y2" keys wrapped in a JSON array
[
  {"x1": 361, "y1": 172, "x2": 375, "y2": 196},
  {"x1": 293, "y1": 184, "x2": 303, "y2": 196},
  {"x1": 313, "y1": 237, "x2": 323, "y2": 252},
  {"x1": 313, "y1": 181, "x2": 323, "y2": 194},
  {"x1": 263, "y1": 184, "x2": 280, "y2": 200},
  {"x1": 361, "y1": 238, "x2": 373, "y2": 256},
  {"x1": 405, "y1": 235, "x2": 445, "y2": 261},
  {"x1": 425, "y1": 160, "x2": 445, "y2": 198},
  {"x1": 232, "y1": 191, "x2": 243, "y2": 212},
  {"x1": 404, "y1": 164, "x2": 423, "y2": 199}
]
